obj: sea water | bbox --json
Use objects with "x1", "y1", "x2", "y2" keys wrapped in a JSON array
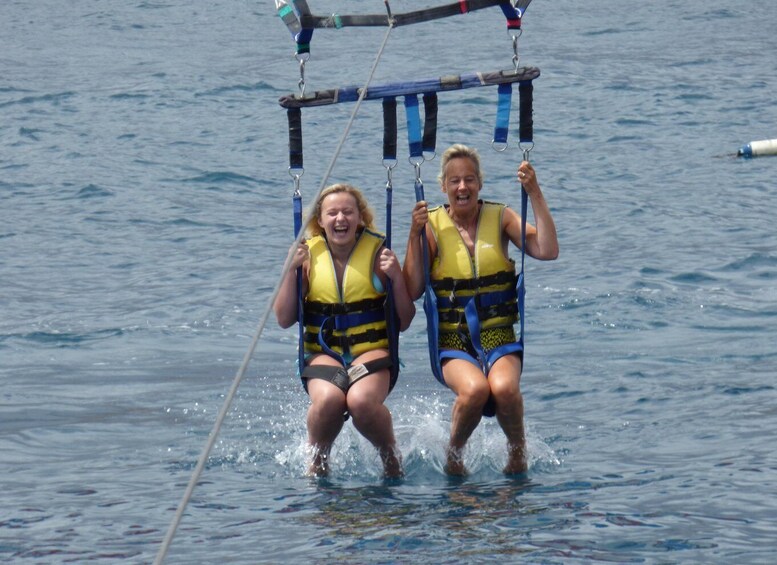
[{"x1": 2, "y1": 1, "x2": 777, "y2": 563}]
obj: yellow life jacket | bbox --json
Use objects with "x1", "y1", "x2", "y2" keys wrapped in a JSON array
[
  {"x1": 303, "y1": 228, "x2": 388, "y2": 361},
  {"x1": 428, "y1": 201, "x2": 519, "y2": 334}
]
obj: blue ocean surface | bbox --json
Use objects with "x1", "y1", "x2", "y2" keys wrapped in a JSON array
[{"x1": 2, "y1": 1, "x2": 777, "y2": 563}]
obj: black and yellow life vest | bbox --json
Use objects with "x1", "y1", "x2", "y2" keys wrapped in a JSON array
[
  {"x1": 303, "y1": 229, "x2": 389, "y2": 362},
  {"x1": 428, "y1": 201, "x2": 519, "y2": 336}
]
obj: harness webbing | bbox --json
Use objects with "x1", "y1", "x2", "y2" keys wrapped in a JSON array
[
  {"x1": 305, "y1": 296, "x2": 386, "y2": 315},
  {"x1": 382, "y1": 97, "x2": 398, "y2": 165},
  {"x1": 518, "y1": 81, "x2": 533, "y2": 144},
  {"x1": 404, "y1": 94, "x2": 423, "y2": 161},
  {"x1": 422, "y1": 93, "x2": 438, "y2": 157},
  {"x1": 380, "y1": 96, "x2": 402, "y2": 388},
  {"x1": 382, "y1": 98, "x2": 397, "y2": 249},
  {"x1": 292, "y1": 0, "x2": 529, "y2": 30},
  {"x1": 495, "y1": 83, "x2": 512, "y2": 145},
  {"x1": 302, "y1": 356, "x2": 394, "y2": 393},
  {"x1": 279, "y1": 67, "x2": 540, "y2": 108},
  {"x1": 277, "y1": 0, "x2": 531, "y2": 56},
  {"x1": 287, "y1": 108, "x2": 303, "y2": 170},
  {"x1": 403, "y1": 92, "x2": 440, "y2": 384},
  {"x1": 433, "y1": 270, "x2": 517, "y2": 291}
]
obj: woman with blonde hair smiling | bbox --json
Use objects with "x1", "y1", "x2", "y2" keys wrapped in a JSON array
[{"x1": 275, "y1": 183, "x2": 415, "y2": 478}]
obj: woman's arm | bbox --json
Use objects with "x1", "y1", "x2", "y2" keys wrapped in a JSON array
[
  {"x1": 505, "y1": 162, "x2": 559, "y2": 260},
  {"x1": 273, "y1": 241, "x2": 309, "y2": 328},
  {"x1": 377, "y1": 247, "x2": 416, "y2": 332},
  {"x1": 402, "y1": 200, "x2": 432, "y2": 300}
]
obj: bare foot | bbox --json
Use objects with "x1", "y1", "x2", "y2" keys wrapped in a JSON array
[
  {"x1": 308, "y1": 451, "x2": 330, "y2": 477},
  {"x1": 444, "y1": 447, "x2": 467, "y2": 476},
  {"x1": 503, "y1": 445, "x2": 527, "y2": 475},
  {"x1": 382, "y1": 450, "x2": 404, "y2": 479}
]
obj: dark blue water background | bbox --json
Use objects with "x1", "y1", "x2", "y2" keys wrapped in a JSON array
[{"x1": 2, "y1": 1, "x2": 776, "y2": 563}]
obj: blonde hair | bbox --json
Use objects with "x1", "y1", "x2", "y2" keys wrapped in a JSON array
[
  {"x1": 437, "y1": 143, "x2": 484, "y2": 187},
  {"x1": 305, "y1": 183, "x2": 376, "y2": 237}
]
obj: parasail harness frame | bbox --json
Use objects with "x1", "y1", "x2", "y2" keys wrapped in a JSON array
[{"x1": 278, "y1": 0, "x2": 537, "y2": 401}]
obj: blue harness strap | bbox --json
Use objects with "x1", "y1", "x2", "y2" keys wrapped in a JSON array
[
  {"x1": 494, "y1": 83, "x2": 512, "y2": 146},
  {"x1": 404, "y1": 94, "x2": 423, "y2": 160},
  {"x1": 404, "y1": 92, "x2": 444, "y2": 385},
  {"x1": 417, "y1": 179, "x2": 444, "y2": 385},
  {"x1": 382, "y1": 97, "x2": 401, "y2": 390},
  {"x1": 292, "y1": 190, "x2": 306, "y2": 374},
  {"x1": 289, "y1": 105, "x2": 306, "y2": 374}
]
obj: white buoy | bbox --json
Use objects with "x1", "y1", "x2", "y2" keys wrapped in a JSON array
[{"x1": 738, "y1": 138, "x2": 777, "y2": 158}]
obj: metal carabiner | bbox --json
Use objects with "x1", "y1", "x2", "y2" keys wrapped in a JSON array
[
  {"x1": 510, "y1": 31, "x2": 522, "y2": 71},
  {"x1": 296, "y1": 53, "x2": 309, "y2": 98},
  {"x1": 410, "y1": 159, "x2": 423, "y2": 183},
  {"x1": 383, "y1": 159, "x2": 397, "y2": 190},
  {"x1": 289, "y1": 168, "x2": 304, "y2": 197},
  {"x1": 491, "y1": 139, "x2": 509, "y2": 152}
]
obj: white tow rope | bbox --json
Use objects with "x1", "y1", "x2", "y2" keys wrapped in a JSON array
[{"x1": 153, "y1": 22, "x2": 395, "y2": 565}]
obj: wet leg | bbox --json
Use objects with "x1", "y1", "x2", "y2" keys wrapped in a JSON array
[
  {"x1": 442, "y1": 358, "x2": 490, "y2": 476},
  {"x1": 347, "y1": 368, "x2": 403, "y2": 478},
  {"x1": 306, "y1": 378, "x2": 346, "y2": 476},
  {"x1": 489, "y1": 355, "x2": 527, "y2": 474}
]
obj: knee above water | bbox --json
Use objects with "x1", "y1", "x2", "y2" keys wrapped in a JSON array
[
  {"x1": 490, "y1": 379, "x2": 522, "y2": 404},
  {"x1": 345, "y1": 392, "x2": 382, "y2": 419},
  {"x1": 312, "y1": 389, "x2": 347, "y2": 413},
  {"x1": 459, "y1": 379, "x2": 492, "y2": 405}
]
